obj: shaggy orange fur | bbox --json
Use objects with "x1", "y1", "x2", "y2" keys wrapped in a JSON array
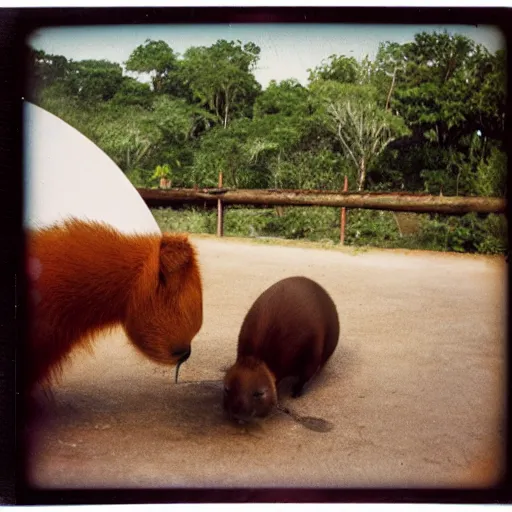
[{"x1": 25, "y1": 218, "x2": 203, "y2": 388}]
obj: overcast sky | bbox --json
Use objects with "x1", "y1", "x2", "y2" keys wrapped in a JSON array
[{"x1": 28, "y1": 23, "x2": 505, "y2": 88}]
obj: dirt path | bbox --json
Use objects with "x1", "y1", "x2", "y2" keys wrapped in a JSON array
[{"x1": 26, "y1": 237, "x2": 507, "y2": 490}]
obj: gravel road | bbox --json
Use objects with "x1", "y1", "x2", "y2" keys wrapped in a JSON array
[{"x1": 25, "y1": 236, "x2": 507, "y2": 490}]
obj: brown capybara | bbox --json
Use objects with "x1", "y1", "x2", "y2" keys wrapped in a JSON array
[
  {"x1": 223, "y1": 276, "x2": 339, "y2": 422},
  {"x1": 25, "y1": 218, "x2": 203, "y2": 389}
]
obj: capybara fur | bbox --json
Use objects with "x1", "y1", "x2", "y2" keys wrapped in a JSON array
[
  {"x1": 25, "y1": 218, "x2": 203, "y2": 389},
  {"x1": 223, "y1": 276, "x2": 339, "y2": 422}
]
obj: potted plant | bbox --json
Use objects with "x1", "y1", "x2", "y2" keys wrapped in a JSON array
[{"x1": 152, "y1": 164, "x2": 172, "y2": 189}]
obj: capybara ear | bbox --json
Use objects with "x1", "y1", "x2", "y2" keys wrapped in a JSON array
[{"x1": 159, "y1": 234, "x2": 195, "y2": 282}]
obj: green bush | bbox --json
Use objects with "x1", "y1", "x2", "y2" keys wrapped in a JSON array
[
  {"x1": 394, "y1": 213, "x2": 508, "y2": 254},
  {"x1": 263, "y1": 207, "x2": 339, "y2": 241},
  {"x1": 224, "y1": 206, "x2": 275, "y2": 237},
  {"x1": 151, "y1": 207, "x2": 216, "y2": 234},
  {"x1": 344, "y1": 209, "x2": 400, "y2": 247},
  {"x1": 476, "y1": 214, "x2": 508, "y2": 254},
  {"x1": 150, "y1": 205, "x2": 507, "y2": 256}
]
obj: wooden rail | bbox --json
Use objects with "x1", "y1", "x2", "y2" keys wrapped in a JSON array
[{"x1": 138, "y1": 187, "x2": 506, "y2": 215}]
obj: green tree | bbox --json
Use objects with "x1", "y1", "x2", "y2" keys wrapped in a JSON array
[
  {"x1": 388, "y1": 31, "x2": 506, "y2": 196},
  {"x1": 251, "y1": 79, "x2": 336, "y2": 188},
  {"x1": 393, "y1": 31, "x2": 489, "y2": 147},
  {"x1": 312, "y1": 81, "x2": 410, "y2": 191},
  {"x1": 180, "y1": 39, "x2": 261, "y2": 128},
  {"x1": 65, "y1": 59, "x2": 124, "y2": 102},
  {"x1": 152, "y1": 95, "x2": 216, "y2": 144},
  {"x1": 27, "y1": 48, "x2": 71, "y2": 100},
  {"x1": 91, "y1": 105, "x2": 162, "y2": 173},
  {"x1": 466, "y1": 48, "x2": 506, "y2": 142},
  {"x1": 192, "y1": 121, "x2": 252, "y2": 187},
  {"x1": 254, "y1": 79, "x2": 311, "y2": 118},
  {"x1": 112, "y1": 77, "x2": 154, "y2": 108},
  {"x1": 125, "y1": 39, "x2": 184, "y2": 96},
  {"x1": 372, "y1": 42, "x2": 408, "y2": 110},
  {"x1": 308, "y1": 54, "x2": 360, "y2": 84}
]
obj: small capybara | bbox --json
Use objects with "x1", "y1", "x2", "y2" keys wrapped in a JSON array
[
  {"x1": 25, "y1": 218, "x2": 203, "y2": 389},
  {"x1": 223, "y1": 276, "x2": 339, "y2": 422}
]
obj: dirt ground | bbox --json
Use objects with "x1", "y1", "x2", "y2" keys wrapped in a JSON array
[{"x1": 25, "y1": 236, "x2": 507, "y2": 490}]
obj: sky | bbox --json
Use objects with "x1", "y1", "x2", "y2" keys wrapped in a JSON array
[{"x1": 28, "y1": 23, "x2": 505, "y2": 89}]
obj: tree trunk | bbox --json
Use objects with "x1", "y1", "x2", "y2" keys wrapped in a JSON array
[
  {"x1": 358, "y1": 157, "x2": 366, "y2": 191},
  {"x1": 223, "y1": 89, "x2": 230, "y2": 129},
  {"x1": 138, "y1": 188, "x2": 506, "y2": 215},
  {"x1": 214, "y1": 93, "x2": 221, "y2": 126},
  {"x1": 385, "y1": 67, "x2": 397, "y2": 112},
  {"x1": 223, "y1": 102, "x2": 229, "y2": 129}
]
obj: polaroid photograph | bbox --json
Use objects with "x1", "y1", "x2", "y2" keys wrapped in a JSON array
[{"x1": 1, "y1": 3, "x2": 509, "y2": 507}]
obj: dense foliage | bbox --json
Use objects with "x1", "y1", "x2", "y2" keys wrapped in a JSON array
[{"x1": 27, "y1": 31, "x2": 507, "y2": 254}]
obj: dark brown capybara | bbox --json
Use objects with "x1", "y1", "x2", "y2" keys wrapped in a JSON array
[{"x1": 223, "y1": 276, "x2": 339, "y2": 423}]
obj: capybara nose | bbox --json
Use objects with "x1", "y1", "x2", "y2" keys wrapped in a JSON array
[
  {"x1": 231, "y1": 399, "x2": 250, "y2": 417},
  {"x1": 172, "y1": 347, "x2": 191, "y2": 363}
]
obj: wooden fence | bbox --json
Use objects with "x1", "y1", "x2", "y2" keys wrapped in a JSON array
[{"x1": 138, "y1": 177, "x2": 506, "y2": 244}]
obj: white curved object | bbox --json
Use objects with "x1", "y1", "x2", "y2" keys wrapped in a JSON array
[{"x1": 23, "y1": 101, "x2": 161, "y2": 236}]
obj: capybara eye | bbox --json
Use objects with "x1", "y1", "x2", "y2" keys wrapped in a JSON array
[
  {"x1": 224, "y1": 387, "x2": 229, "y2": 395},
  {"x1": 158, "y1": 269, "x2": 166, "y2": 286},
  {"x1": 253, "y1": 390, "x2": 265, "y2": 398}
]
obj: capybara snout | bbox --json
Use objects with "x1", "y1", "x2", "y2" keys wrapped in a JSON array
[
  {"x1": 172, "y1": 347, "x2": 192, "y2": 361},
  {"x1": 124, "y1": 231, "x2": 203, "y2": 367},
  {"x1": 223, "y1": 360, "x2": 278, "y2": 421}
]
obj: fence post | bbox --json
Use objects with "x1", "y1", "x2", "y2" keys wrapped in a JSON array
[
  {"x1": 340, "y1": 175, "x2": 348, "y2": 245},
  {"x1": 217, "y1": 172, "x2": 224, "y2": 237}
]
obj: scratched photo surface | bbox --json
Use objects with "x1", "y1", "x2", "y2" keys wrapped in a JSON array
[{"x1": 23, "y1": 22, "x2": 507, "y2": 490}]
